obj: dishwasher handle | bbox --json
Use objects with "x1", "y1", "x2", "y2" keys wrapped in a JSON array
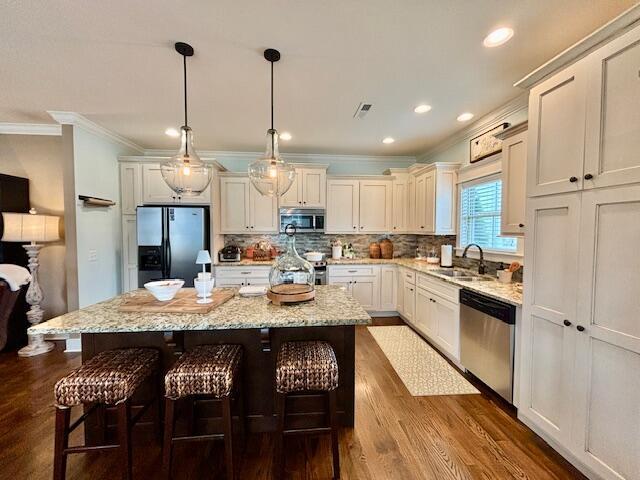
[{"x1": 460, "y1": 289, "x2": 515, "y2": 325}]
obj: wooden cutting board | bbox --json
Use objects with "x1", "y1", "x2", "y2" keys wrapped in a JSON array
[{"x1": 119, "y1": 288, "x2": 235, "y2": 314}]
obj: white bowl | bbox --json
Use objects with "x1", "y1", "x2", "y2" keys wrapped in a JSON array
[
  {"x1": 144, "y1": 279, "x2": 184, "y2": 301},
  {"x1": 304, "y1": 252, "x2": 325, "y2": 262}
]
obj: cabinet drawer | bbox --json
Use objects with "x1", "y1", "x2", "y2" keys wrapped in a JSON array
[
  {"x1": 328, "y1": 265, "x2": 379, "y2": 277},
  {"x1": 416, "y1": 273, "x2": 460, "y2": 303},
  {"x1": 215, "y1": 267, "x2": 271, "y2": 279},
  {"x1": 401, "y1": 268, "x2": 416, "y2": 285}
]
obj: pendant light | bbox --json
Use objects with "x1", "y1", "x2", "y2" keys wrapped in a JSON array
[
  {"x1": 248, "y1": 49, "x2": 296, "y2": 197},
  {"x1": 161, "y1": 42, "x2": 212, "y2": 196}
]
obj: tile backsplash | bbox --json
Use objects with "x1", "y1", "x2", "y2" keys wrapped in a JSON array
[{"x1": 223, "y1": 233, "x2": 523, "y2": 282}]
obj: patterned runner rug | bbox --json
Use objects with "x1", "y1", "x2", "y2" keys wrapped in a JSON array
[{"x1": 367, "y1": 325, "x2": 479, "y2": 396}]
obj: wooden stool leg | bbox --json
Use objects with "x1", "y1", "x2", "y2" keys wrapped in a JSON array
[
  {"x1": 185, "y1": 398, "x2": 195, "y2": 435},
  {"x1": 155, "y1": 372, "x2": 164, "y2": 443},
  {"x1": 274, "y1": 392, "x2": 287, "y2": 480},
  {"x1": 237, "y1": 379, "x2": 246, "y2": 451},
  {"x1": 162, "y1": 398, "x2": 176, "y2": 480},
  {"x1": 117, "y1": 400, "x2": 133, "y2": 480},
  {"x1": 328, "y1": 390, "x2": 340, "y2": 480},
  {"x1": 221, "y1": 395, "x2": 235, "y2": 480},
  {"x1": 95, "y1": 403, "x2": 107, "y2": 445},
  {"x1": 53, "y1": 407, "x2": 71, "y2": 480}
]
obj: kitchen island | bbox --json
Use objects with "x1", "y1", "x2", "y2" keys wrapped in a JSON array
[{"x1": 30, "y1": 285, "x2": 371, "y2": 442}]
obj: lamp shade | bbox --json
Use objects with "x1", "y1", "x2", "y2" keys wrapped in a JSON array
[
  {"x1": 1, "y1": 210, "x2": 60, "y2": 243},
  {"x1": 195, "y1": 250, "x2": 212, "y2": 265}
]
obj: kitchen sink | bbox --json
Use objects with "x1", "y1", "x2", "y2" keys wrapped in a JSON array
[{"x1": 432, "y1": 269, "x2": 493, "y2": 282}]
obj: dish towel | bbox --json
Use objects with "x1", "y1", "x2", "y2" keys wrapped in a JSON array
[{"x1": 0, "y1": 264, "x2": 31, "y2": 291}]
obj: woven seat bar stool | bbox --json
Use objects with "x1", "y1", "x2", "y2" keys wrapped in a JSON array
[
  {"x1": 162, "y1": 344, "x2": 244, "y2": 480},
  {"x1": 53, "y1": 348, "x2": 160, "y2": 480},
  {"x1": 275, "y1": 340, "x2": 340, "y2": 479}
]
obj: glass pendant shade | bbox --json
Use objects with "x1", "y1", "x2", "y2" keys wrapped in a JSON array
[
  {"x1": 161, "y1": 126, "x2": 212, "y2": 196},
  {"x1": 248, "y1": 129, "x2": 296, "y2": 197},
  {"x1": 269, "y1": 227, "x2": 315, "y2": 289}
]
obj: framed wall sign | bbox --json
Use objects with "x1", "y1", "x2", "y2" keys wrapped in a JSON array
[{"x1": 470, "y1": 122, "x2": 510, "y2": 163}]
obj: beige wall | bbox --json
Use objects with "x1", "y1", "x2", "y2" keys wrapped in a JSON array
[{"x1": 0, "y1": 134, "x2": 67, "y2": 319}]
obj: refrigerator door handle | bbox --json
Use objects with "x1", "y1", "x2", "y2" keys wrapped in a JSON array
[{"x1": 166, "y1": 234, "x2": 172, "y2": 278}]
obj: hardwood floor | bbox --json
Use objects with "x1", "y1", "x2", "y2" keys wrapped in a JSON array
[{"x1": 0, "y1": 324, "x2": 585, "y2": 479}]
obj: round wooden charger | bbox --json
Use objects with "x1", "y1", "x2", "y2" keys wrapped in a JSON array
[{"x1": 267, "y1": 284, "x2": 315, "y2": 305}]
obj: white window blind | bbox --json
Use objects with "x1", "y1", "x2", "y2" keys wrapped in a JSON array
[{"x1": 459, "y1": 177, "x2": 517, "y2": 252}]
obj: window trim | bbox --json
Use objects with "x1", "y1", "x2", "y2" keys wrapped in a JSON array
[{"x1": 456, "y1": 173, "x2": 523, "y2": 261}]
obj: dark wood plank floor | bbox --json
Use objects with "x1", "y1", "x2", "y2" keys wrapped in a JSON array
[{"x1": 0, "y1": 323, "x2": 585, "y2": 479}]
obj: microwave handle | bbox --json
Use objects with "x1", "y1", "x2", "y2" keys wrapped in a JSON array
[{"x1": 312, "y1": 215, "x2": 316, "y2": 231}]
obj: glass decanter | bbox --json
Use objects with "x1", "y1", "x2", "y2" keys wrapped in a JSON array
[{"x1": 269, "y1": 224, "x2": 315, "y2": 290}]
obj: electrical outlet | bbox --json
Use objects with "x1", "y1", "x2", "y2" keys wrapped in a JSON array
[{"x1": 88, "y1": 249, "x2": 98, "y2": 262}]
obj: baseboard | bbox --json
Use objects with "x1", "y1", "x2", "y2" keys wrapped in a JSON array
[
  {"x1": 368, "y1": 310, "x2": 399, "y2": 317},
  {"x1": 64, "y1": 337, "x2": 82, "y2": 353},
  {"x1": 517, "y1": 412, "x2": 601, "y2": 480}
]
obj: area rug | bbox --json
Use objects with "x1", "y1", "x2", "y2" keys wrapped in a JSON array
[{"x1": 367, "y1": 325, "x2": 479, "y2": 396}]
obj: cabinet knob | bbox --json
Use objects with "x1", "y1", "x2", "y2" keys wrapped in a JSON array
[
  {"x1": 303, "y1": 201, "x2": 306, "y2": 204},
  {"x1": 563, "y1": 319, "x2": 572, "y2": 327},
  {"x1": 421, "y1": 226, "x2": 425, "y2": 229},
  {"x1": 354, "y1": 280, "x2": 357, "y2": 284},
  {"x1": 519, "y1": 223, "x2": 525, "y2": 228},
  {"x1": 353, "y1": 226, "x2": 357, "y2": 229},
  {"x1": 246, "y1": 226, "x2": 249, "y2": 229},
  {"x1": 584, "y1": 173, "x2": 593, "y2": 180},
  {"x1": 569, "y1": 176, "x2": 578, "y2": 183},
  {"x1": 576, "y1": 325, "x2": 586, "y2": 332}
]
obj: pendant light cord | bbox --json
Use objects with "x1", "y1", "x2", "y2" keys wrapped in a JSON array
[
  {"x1": 270, "y1": 59, "x2": 275, "y2": 156},
  {"x1": 183, "y1": 54, "x2": 188, "y2": 127},
  {"x1": 183, "y1": 54, "x2": 189, "y2": 156}
]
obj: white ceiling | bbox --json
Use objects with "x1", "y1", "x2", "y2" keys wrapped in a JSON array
[{"x1": 1, "y1": 0, "x2": 636, "y2": 155}]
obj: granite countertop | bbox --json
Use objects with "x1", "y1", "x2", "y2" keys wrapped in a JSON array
[
  {"x1": 28, "y1": 285, "x2": 371, "y2": 335},
  {"x1": 216, "y1": 257, "x2": 523, "y2": 306}
]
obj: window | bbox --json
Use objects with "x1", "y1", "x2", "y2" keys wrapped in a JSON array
[{"x1": 459, "y1": 175, "x2": 517, "y2": 252}]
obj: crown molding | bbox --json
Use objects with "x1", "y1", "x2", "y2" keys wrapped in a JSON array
[
  {"x1": 515, "y1": 4, "x2": 640, "y2": 89},
  {"x1": 417, "y1": 93, "x2": 528, "y2": 163},
  {"x1": 47, "y1": 111, "x2": 144, "y2": 153},
  {"x1": 118, "y1": 155, "x2": 227, "y2": 172},
  {"x1": 143, "y1": 148, "x2": 416, "y2": 164},
  {"x1": 0, "y1": 122, "x2": 61, "y2": 136}
]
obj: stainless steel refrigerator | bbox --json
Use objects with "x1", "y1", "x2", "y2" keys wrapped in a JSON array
[{"x1": 137, "y1": 206, "x2": 209, "y2": 287}]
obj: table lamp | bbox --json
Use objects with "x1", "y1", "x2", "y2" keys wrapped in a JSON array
[
  {"x1": 195, "y1": 250, "x2": 213, "y2": 304},
  {"x1": 1, "y1": 208, "x2": 60, "y2": 357}
]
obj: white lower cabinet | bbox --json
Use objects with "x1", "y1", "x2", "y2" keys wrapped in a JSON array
[
  {"x1": 414, "y1": 275, "x2": 460, "y2": 361},
  {"x1": 402, "y1": 280, "x2": 415, "y2": 323},
  {"x1": 379, "y1": 265, "x2": 397, "y2": 311},
  {"x1": 328, "y1": 265, "x2": 380, "y2": 311},
  {"x1": 214, "y1": 266, "x2": 270, "y2": 287}
]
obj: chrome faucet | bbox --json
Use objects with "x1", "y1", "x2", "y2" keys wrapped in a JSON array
[{"x1": 462, "y1": 243, "x2": 486, "y2": 275}]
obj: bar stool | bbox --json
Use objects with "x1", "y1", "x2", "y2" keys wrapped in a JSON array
[
  {"x1": 275, "y1": 340, "x2": 340, "y2": 479},
  {"x1": 53, "y1": 348, "x2": 160, "y2": 480},
  {"x1": 162, "y1": 344, "x2": 244, "y2": 480}
]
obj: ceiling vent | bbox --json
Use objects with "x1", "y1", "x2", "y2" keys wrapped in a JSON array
[{"x1": 353, "y1": 102, "x2": 373, "y2": 119}]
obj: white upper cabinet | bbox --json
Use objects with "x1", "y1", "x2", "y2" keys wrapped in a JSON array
[
  {"x1": 571, "y1": 184, "x2": 640, "y2": 480},
  {"x1": 499, "y1": 124, "x2": 528, "y2": 235},
  {"x1": 279, "y1": 166, "x2": 327, "y2": 208},
  {"x1": 249, "y1": 180, "x2": 278, "y2": 232},
  {"x1": 407, "y1": 175, "x2": 416, "y2": 232},
  {"x1": 584, "y1": 27, "x2": 640, "y2": 189},
  {"x1": 220, "y1": 176, "x2": 250, "y2": 233},
  {"x1": 119, "y1": 163, "x2": 141, "y2": 214},
  {"x1": 412, "y1": 164, "x2": 458, "y2": 235},
  {"x1": 326, "y1": 179, "x2": 360, "y2": 233},
  {"x1": 391, "y1": 174, "x2": 408, "y2": 233},
  {"x1": 326, "y1": 177, "x2": 392, "y2": 234},
  {"x1": 527, "y1": 62, "x2": 587, "y2": 197},
  {"x1": 141, "y1": 163, "x2": 211, "y2": 205},
  {"x1": 358, "y1": 180, "x2": 392, "y2": 233},
  {"x1": 219, "y1": 176, "x2": 278, "y2": 233}
]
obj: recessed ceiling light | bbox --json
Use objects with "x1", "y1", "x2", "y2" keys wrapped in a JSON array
[
  {"x1": 382, "y1": 137, "x2": 395, "y2": 144},
  {"x1": 457, "y1": 112, "x2": 474, "y2": 122},
  {"x1": 165, "y1": 127, "x2": 180, "y2": 137},
  {"x1": 279, "y1": 131, "x2": 292, "y2": 141},
  {"x1": 414, "y1": 104, "x2": 432, "y2": 114},
  {"x1": 483, "y1": 27, "x2": 514, "y2": 48}
]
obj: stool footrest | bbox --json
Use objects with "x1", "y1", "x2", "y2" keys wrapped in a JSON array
[
  {"x1": 172, "y1": 433, "x2": 225, "y2": 443},
  {"x1": 64, "y1": 444, "x2": 120, "y2": 454},
  {"x1": 283, "y1": 426, "x2": 331, "y2": 436}
]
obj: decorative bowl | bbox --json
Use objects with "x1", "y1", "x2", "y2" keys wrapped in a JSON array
[
  {"x1": 144, "y1": 279, "x2": 184, "y2": 301},
  {"x1": 304, "y1": 251, "x2": 324, "y2": 262}
]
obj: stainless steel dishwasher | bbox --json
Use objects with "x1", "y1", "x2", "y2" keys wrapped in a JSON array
[{"x1": 460, "y1": 289, "x2": 516, "y2": 403}]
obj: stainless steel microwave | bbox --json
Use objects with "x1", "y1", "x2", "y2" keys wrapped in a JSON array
[{"x1": 279, "y1": 208, "x2": 325, "y2": 233}]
